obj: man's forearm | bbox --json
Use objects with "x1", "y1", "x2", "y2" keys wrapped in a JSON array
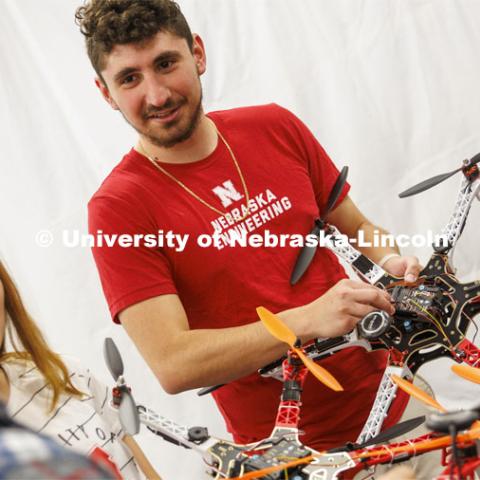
[
  {"x1": 355, "y1": 221, "x2": 400, "y2": 264},
  {"x1": 122, "y1": 302, "x2": 312, "y2": 394},
  {"x1": 160, "y1": 321, "x2": 289, "y2": 393}
]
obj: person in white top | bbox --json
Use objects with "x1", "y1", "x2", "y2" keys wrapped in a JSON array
[{"x1": 0, "y1": 259, "x2": 161, "y2": 480}]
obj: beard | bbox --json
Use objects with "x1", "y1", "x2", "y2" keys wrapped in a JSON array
[{"x1": 122, "y1": 83, "x2": 204, "y2": 150}]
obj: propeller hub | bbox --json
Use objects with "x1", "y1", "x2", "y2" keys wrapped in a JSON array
[
  {"x1": 314, "y1": 218, "x2": 327, "y2": 229},
  {"x1": 463, "y1": 161, "x2": 479, "y2": 182}
]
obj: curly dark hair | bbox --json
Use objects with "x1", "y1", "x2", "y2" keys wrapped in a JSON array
[{"x1": 75, "y1": 0, "x2": 193, "y2": 78}]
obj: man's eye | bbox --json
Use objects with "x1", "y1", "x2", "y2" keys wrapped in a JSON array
[
  {"x1": 122, "y1": 74, "x2": 137, "y2": 85},
  {"x1": 158, "y1": 60, "x2": 174, "y2": 70}
]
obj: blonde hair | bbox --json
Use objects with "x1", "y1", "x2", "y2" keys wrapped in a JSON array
[{"x1": 0, "y1": 261, "x2": 83, "y2": 410}]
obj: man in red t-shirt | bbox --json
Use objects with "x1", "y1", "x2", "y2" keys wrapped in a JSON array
[{"x1": 76, "y1": 0, "x2": 428, "y2": 462}]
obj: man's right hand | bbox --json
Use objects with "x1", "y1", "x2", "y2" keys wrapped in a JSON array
[{"x1": 303, "y1": 279, "x2": 395, "y2": 339}]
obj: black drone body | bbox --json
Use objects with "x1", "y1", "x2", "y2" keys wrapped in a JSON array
[{"x1": 355, "y1": 251, "x2": 480, "y2": 373}]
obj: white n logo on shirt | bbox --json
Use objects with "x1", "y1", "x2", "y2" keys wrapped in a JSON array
[{"x1": 212, "y1": 180, "x2": 244, "y2": 208}]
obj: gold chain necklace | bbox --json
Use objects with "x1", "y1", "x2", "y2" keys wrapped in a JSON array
[{"x1": 138, "y1": 127, "x2": 250, "y2": 220}]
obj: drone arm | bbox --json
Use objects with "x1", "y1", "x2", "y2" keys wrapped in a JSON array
[
  {"x1": 435, "y1": 177, "x2": 480, "y2": 253},
  {"x1": 324, "y1": 224, "x2": 388, "y2": 284},
  {"x1": 268, "y1": 354, "x2": 309, "y2": 440},
  {"x1": 453, "y1": 338, "x2": 480, "y2": 367},
  {"x1": 314, "y1": 201, "x2": 396, "y2": 284},
  {"x1": 138, "y1": 406, "x2": 209, "y2": 452},
  {"x1": 356, "y1": 365, "x2": 412, "y2": 445},
  {"x1": 138, "y1": 405, "x2": 247, "y2": 477},
  {"x1": 259, "y1": 332, "x2": 371, "y2": 380}
]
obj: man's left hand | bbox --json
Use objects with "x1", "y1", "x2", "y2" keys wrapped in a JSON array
[{"x1": 382, "y1": 255, "x2": 422, "y2": 283}]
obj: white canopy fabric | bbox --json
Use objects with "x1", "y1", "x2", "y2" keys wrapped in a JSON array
[{"x1": 1, "y1": 1, "x2": 480, "y2": 478}]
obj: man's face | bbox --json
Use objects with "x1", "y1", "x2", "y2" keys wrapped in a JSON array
[{"x1": 98, "y1": 31, "x2": 206, "y2": 149}]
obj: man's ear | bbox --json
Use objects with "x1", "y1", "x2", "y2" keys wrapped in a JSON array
[
  {"x1": 192, "y1": 33, "x2": 207, "y2": 76},
  {"x1": 95, "y1": 77, "x2": 119, "y2": 110}
]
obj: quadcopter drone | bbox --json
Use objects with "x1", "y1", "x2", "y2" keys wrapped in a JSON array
[
  {"x1": 104, "y1": 315, "x2": 480, "y2": 479},
  {"x1": 278, "y1": 152, "x2": 480, "y2": 445},
  {"x1": 104, "y1": 330, "x2": 354, "y2": 480}
]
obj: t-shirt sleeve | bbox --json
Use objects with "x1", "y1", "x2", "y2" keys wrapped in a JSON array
[
  {"x1": 88, "y1": 194, "x2": 178, "y2": 323},
  {"x1": 273, "y1": 104, "x2": 350, "y2": 214}
]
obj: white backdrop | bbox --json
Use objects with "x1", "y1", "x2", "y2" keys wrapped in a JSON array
[{"x1": 1, "y1": 1, "x2": 480, "y2": 478}]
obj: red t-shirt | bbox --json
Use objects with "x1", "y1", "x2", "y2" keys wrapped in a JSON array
[{"x1": 88, "y1": 104, "x2": 407, "y2": 449}]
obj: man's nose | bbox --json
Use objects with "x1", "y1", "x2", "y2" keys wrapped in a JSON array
[{"x1": 144, "y1": 75, "x2": 171, "y2": 108}]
